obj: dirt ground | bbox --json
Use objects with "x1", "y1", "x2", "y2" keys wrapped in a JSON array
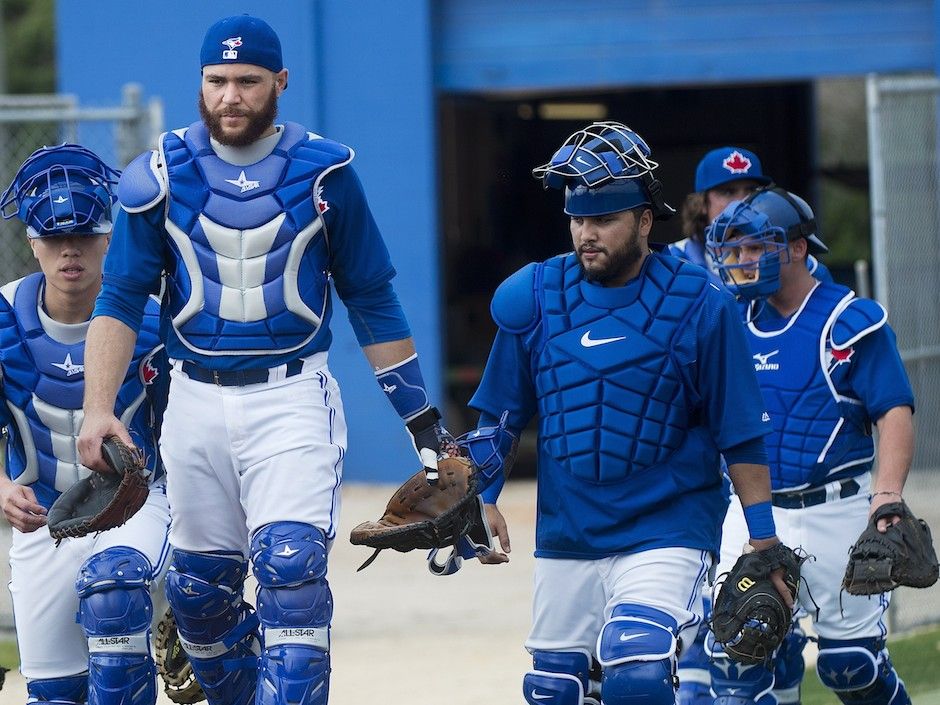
[{"x1": 0, "y1": 480, "x2": 539, "y2": 705}]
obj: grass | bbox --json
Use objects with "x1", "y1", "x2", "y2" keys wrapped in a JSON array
[{"x1": 802, "y1": 626, "x2": 940, "y2": 705}]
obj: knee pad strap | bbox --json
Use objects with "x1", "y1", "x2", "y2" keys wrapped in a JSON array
[{"x1": 27, "y1": 675, "x2": 87, "y2": 705}]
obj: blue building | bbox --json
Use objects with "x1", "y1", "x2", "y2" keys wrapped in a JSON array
[{"x1": 57, "y1": 1, "x2": 940, "y2": 481}]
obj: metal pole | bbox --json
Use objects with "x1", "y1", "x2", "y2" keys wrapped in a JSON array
[{"x1": 865, "y1": 74, "x2": 889, "y2": 309}]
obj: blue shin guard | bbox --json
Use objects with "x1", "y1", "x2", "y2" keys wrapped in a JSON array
[
  {"x1": 251, "y1": 522, "x2": 332, "y2": 705},
  {"x1": 706, "y1": 631, "x2": 775, "y2": 705},
  {"x1": 678, "y1": 619, "x2": 713, "y2": 705},
  {"x1": 75, "y1": 548, "x2": 156, "y2": 705},
  {"x1": 816, "y1": 637, "x2": 911, "y2": 705},
  {"x1": 27, "y1": 675, "x2": 88, "y2": 704},
  {"x1": 773, "y1": 624, "x2": 807, "y2": 705},
  {"x1": 165, "y1": 550, "x2": 260, "y2": 705}
]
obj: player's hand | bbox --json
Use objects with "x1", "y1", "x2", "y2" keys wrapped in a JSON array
[
  {"x1": 869, "y1": 492, "x2": 904, "y2": 532},
  {"x1": 747, "y1": 536, "x2": 795, "y2": 610},
  {"x1": 0, "y1": 481, "x2": 47, "y2": 532},
  {"x1": 78, "y1": 411, "x2": 134, "y2": 473},
  {"x1": 478, "y1": 503, "x2": 511, "y2": 565}
]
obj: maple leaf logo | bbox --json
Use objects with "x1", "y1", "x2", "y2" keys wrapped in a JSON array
[{"x1": 722, "y1": 150, "x2": 753, "y2": 174}]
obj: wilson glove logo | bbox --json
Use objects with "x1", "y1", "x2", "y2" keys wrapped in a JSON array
[{"x1": 737, "y1": 576, "x2": 756, "y2": 592}]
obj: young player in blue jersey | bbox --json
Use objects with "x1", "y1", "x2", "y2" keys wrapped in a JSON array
[
  {"x1": 670, "y1": 147, "x2": 830, "y2": 284},
  {"x1": 76, "y1": 15, "x2": 450, "y2": 705},
  {"x1": 467, "y1": 122, "x2": 794, "y2": 705},
  {"x1": 0, "y1": 144, "x2": 170, "y2": 705},
  {"x1": 704, "y1": 187, "x2": 915, "y2": 705}
]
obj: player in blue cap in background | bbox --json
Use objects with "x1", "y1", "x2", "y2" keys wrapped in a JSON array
[
  {"x1": 467, "y1": 121, "x2": 794, "y2": 705},
  {"x1": 0, "y1": 144, "x2": 170, "y2": 705},
  {"x1": 78, "y1": 14, "x2": 451, "y2": 705}
]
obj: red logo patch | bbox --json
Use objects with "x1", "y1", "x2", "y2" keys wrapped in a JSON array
[
  {"x1": 141, "y1": 356, "x2": 159, "y2": 385},
  {"x1": 722, "y1": 150, "x2": 753, "y2": 174}
]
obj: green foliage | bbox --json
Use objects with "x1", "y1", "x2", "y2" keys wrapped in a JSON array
[
  {"x1": 0, "y1": 638, "x2": 17, "y2": 669},
  {"x1": 2, "y1": 0, "x2": 55, "y2": 93}
]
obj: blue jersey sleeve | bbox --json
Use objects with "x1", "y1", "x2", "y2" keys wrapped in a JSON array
[
  {"x1": 843, "y1": 323, "x2": 915, "y2": 421},
  {"x1": 696, "y1": 288, "x2": 772, "y2": 452},
  {"x1": 94, "y1": 205, "x2": 165, "y2": 332},
  {"x1": 469, "y1": 328, "x2": 538, "y2": 434}
]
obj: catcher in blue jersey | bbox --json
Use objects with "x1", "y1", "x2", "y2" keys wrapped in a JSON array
[
  {"x1": 704, "y1": 187, "x2": 916, "y2": 705},
  {"x1": 0, "y1": 145, "x2": 171, "y2": 705},
  {"x1": 468, "y1": 122, "x2": 795, "y2": 705},
  {"x1": 76, "y1": 15, "x2": 451, "y2": 705},
  {"x1": 674, "y1": 147, "x2": 832, "y2": 705}
]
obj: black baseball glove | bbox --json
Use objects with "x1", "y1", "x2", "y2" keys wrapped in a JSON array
[
  {"x1": 843, "y1": 500, "x2": 939, "y2": 595},
  {"x1": 349, "y1": 456, "x2": 481, "y2": 570},
  {"x1": 47, "y1": 436, "x2": 150, "y2": 541},
  {"x1": 711, "y1": 543, "x2": 803, "y2": 665},
  {"x1": 155, "y1": 607, "x2": 205, "y2": 704}
]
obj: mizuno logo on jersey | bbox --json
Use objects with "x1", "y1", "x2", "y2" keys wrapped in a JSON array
[
  {"x1": 224, "y1": 170, "x2": 260, "y2": 193},
  {"x1": 752, "y1": 350, "x2": 780, "y2": 371},
  {"x1": 580, "y1": 331, "x2": 626, "y2": 348},
  {"x1": 51, "y1": 352, "x2": 84, "y2": 376}
]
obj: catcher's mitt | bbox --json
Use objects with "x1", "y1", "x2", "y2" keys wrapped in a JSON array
[
  {"x1": 47, "y1": 436, "x2": 149, "y2": 541},
  {"x1": 155, "y1": 607, "x2": 205, "y2": 704},
  {"x1": 842, "y1": 500, "x2": 939, "y2": 595},
  {"x1": 711, "y1": 543, "x2": 803, "y2": 665},
  {"x1": 349, "y1": 455, "x2": 480, "y2": 570}
]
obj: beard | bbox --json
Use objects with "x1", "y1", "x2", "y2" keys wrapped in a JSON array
[
  {"x1": 198, "y1": 86, "x2": 279, "y2": 147},
  {"x1": 578, "y1": 222, "x2": 644, "y2": 286}
]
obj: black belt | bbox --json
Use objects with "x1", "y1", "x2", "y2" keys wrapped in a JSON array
[
  {"x1": 180, "y1": 359, "x2": 306, "y2": 387},
  {"x1": 771, "y1": 478, "x2": 861, "y2": 509}
]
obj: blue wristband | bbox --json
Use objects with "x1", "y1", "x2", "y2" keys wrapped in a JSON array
[
  {"x1": 743, "y1": 500, "x2": 776, "y2": 540},
  {"x1": 375, "y1": 354, "x2": 430, "y2": 421}
]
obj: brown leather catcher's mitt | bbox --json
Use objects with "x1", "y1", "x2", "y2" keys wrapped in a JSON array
[
  {"x1": 47, "y1": 436, "x2": 150, "y2": 541},
  {"x1": 349, "y1": 456, "x2": 480, "y2": 570},
  {"x1": 155, "y1": 607, "x2": 206, "y2": 704}
]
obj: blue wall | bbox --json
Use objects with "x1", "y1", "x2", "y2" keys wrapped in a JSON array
[{"x1": 56, "y1": 1, "x2": 938, "y2": 481}]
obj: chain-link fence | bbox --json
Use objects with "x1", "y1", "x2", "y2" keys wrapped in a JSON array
[
  {"x1": 0, "y1": 84, "x2": 162, "y2": 632},
  {"x1": 0, "y1": 83, "x2": 162, "y2": 283},
  {"x1": 867, "y1": 73, "x2": 940, "y2": 633}
]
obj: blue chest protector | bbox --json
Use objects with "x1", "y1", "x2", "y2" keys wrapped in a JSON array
[
  {"x1": 530, "y1": 253, "x2": 709, "y2": 482},
  {"x1": 124, "y1": 121, "x2": 353, "y2": 356},
  {"x1": 0, "y1": 273, "x2": 167, "y2": 508},
  {"x1": 746, "y1": 282, "x2": 884, "y2": 490}
]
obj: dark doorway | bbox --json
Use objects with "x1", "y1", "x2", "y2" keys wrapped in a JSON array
[{"x1": 440, "y1": 82, "x2": 814, "y2": 476}]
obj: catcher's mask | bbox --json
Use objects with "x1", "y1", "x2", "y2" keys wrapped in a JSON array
[
  {"x1": 0, "y1": 144, "x2": 120, "y2": 238},
  {"x1": 531, "y1": 121, "x2": 674, "y2": 220},
  {"x1": 454, "y1": 410, "x2": 516, "y2": 491},
  {"x1": 705, "y1": 187, "x2": 827, "y2": 301}
]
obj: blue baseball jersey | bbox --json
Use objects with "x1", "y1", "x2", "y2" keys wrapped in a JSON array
[
  {"x1": 95, "y1": 122, "x2": 410, "y2": 369},
  {"x1": 745, "y1": 282, "x2": 914, "y2": 490},
  {"x1": 0, "y1": 273, "x2": 169, "y2": 509},
  {"x1": 470, "y1": 251, "x2": 771, "y2": 559}
]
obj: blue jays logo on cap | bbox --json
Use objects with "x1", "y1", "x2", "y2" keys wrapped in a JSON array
[
  {"x1": 695, "y1": 146, "x2": 772, "y2": 192},
  {"x1": 221, "y1": 36, "x2": 243, "y2": 60},
  {"x1": 722, "y1": 150, "x2": 753, "y2": 175}
]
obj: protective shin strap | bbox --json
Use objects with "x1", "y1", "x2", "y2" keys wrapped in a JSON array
[
  {"x1": 773, "y1": 624, "x2": 808, "y2": 705},
  {"x1": 76, "y1": 547, "x2": 155, "y2": 705},
  {"x1": 597, "y1": 604, "x2": 679, "y2": 705},
  {"x1": 706, "y1": 631, "x2": 775, "y2": 705},
  {"x1": 677, "y1": 620, "x2": 713, "y2": 705},
  {"x1": 27, "y1": 674, "x2": 87, "y2": 704},
  {"x1": 524, "y1": 651, "x2": 593, "y2": 705},
  {"x1": 816, "y1": 637, "x2": 911, "y2": 705},
  {"x1": 252, "y1": 522, "x2": 332, "y2": 705},
  {"x1": 166, "y1": 550, "x2": 259, "y2": 705}
]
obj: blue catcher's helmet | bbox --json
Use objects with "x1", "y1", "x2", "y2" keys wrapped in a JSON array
[
  {"x1": 532, "y1": 121, "x2": 675, "y2": 220},
  {"x1": 0, "y1": 144, "x2": 120, "y2": 238},
  {"x1": 705, "y1": 186, "x2": 827, "y2": 300}
]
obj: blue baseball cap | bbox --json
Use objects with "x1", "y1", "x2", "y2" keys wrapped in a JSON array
[
  {"x1": 200, "y1": 15, "x2": 283, "y2": 73},
  {"x1": 695, "y1": 146, "x2": 772, "y2": 192}
]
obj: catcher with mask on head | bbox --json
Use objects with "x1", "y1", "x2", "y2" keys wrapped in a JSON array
[
  {"x1": 705, "y1": 187, "x2": 932, "y2": 705},
  {"x1": 465, "y1": 122, "x2": 797, "y2": 705},
  {"x1": 0, "y1": 144, "x2": 171, "y2": 705}
]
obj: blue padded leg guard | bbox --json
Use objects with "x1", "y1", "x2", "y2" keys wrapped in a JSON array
[
  {"x1": 816, "y1": 637, "x2": 911, "y2": 705},
  {"x1": 27, "y1": 675, "x2": 87, "y2": 704},
  {"x1": 706, "y1": 631, "x2": 775, "y2": 705},
  {"x1": 251, "y1": 522, "x2": 332, "y2": 705},
  {"x1": 523, "y1": 650, "x2": 597, "y2": 705},
  {"x1": 76, "y1": 547, "x2": 156, "y2": 705},
  {"x1": 166, "y1": 550, "x2": 259, "y2": 705},
  {"x1": 597, "y1": 604, "x2": 679, "y2": 705},
  {"x1": 773, "y1": 623, "x2": 807, "y2": 705},
  {"x1": 678, "y1": 620, "x2": 713, "y2": 705}
]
